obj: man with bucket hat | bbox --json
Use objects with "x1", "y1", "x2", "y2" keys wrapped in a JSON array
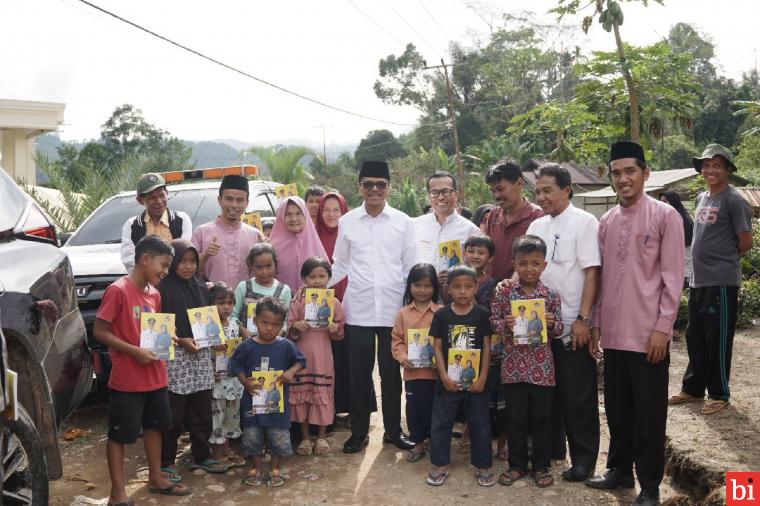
[
  {"x1": 120, "y1": 173, "x2": 192, "y2": 271},
  {"x1": 669, "y1": 144, "x2": 753, "y2": 415}
]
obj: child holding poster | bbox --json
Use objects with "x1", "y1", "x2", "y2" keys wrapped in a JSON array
[{"x1": 490, "y1": 235, "x2": 563, "y2": 488}]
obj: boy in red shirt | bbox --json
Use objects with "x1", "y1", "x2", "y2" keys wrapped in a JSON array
[{"x1": 94, "y1": 235, "x2": 193, "y2": 504}]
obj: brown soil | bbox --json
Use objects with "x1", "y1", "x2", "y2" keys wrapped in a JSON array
[{"x1": 51, "y1": 328, "x2": 760, "y2": 506}]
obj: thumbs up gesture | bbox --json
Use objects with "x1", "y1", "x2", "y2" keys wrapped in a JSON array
[{"x1": 203, "y1": 235, "x2": 221, "y2": 259}]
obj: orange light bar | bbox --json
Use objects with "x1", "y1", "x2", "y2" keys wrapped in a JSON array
[{"x1": 160, "y1": 165, "x2": 257, "y2": 183}]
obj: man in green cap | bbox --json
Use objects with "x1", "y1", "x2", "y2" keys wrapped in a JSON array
[
  {"x1": 669, "y1": 144, "x2": 753, "y2": 415},
  {"x1": 121, "y1": 173, "x2": 192, "y2": 271}
]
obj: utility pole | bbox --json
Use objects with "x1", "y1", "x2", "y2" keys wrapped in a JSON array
[
  {"x1": 424, "y1": 59, "x2": 465, "y2": 204},
  {"x1": 314, "y1": 124, "x2": 331, "y2": 173}
]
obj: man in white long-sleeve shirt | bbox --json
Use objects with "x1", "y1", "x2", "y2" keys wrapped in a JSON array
[{"x1": 330, "y1": 160, "x2": 419, "y2": 453}]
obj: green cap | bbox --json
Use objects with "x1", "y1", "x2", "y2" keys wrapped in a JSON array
[
  {"x1": 693, "y1": 144, "x2": 737, "y2": 173},
  {"x1": 136, "y1": 173, "x2": 166, "y2": 196}
]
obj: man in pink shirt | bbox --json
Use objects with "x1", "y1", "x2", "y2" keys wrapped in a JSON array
[
  {"x1": 585, "y1": 142, "x2": 684, "y2": 506},
  {"x1": 192, "y1": 174, "x2": 265, "y2": 288}
]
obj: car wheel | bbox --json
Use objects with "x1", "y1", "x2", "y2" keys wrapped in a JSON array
[{"x1": 1, "y1": 406, "x2": 48, "y2": 506}]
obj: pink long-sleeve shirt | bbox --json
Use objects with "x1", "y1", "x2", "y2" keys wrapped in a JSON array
[{"x1": 593, "y1": 195, "x2": 685, "y2": 353}]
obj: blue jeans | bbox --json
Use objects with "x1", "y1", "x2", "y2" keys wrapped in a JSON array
[
  {"x1": 405, "y1": 379, "x2": 436, "y2": 444},
  {"x1": 429, "y1": 383, "x2": 491, "y2": 468},
  {"x1": 241, "y1": 426, "x2": 292, "y2": 457}
]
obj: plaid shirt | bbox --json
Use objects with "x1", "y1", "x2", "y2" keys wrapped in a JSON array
[{"x1": 490, "y1": 280, "x2": 562, "y2": 387}]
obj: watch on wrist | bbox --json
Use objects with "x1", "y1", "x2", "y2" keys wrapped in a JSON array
[{"x1": 576, "y1": 314, "x2": 591, "y2": 325}]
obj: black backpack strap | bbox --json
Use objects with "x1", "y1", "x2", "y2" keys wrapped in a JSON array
[
  {"x1": 273, "y1": 281, "x2": 284, "y2": 299},
  {"x1": 245, "y1": 280, "x2": 255, "y2": 299}
]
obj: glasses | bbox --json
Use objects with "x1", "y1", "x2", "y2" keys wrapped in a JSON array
[
  {"x1": 360, "y1": 181, "x2": 388, "y2": 190},
  {"x1": 428, "y1": 188, "x2": 455, "y2": 198}
]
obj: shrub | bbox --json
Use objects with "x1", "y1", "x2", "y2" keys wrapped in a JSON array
[
  {"x1": 741, "y1": 219, "x2": 760, "y2": 280},
  {"x1": 737, "y1": 278, "x2": 760, "y2": 329},
  {"x1": 674, "y1": 289, "x2": 689, "y2": 330}
]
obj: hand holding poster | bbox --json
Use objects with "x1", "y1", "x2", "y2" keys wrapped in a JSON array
[
  {"x1": 304, "y1": 288, "x2": 334, "y2": 328},
  {"x1": 437, "y1": 240, "x2": 463, "y2": 271},
  {"x1": 140, "y1": 312, "x2": 175, "y2": 360},
  {"x1": 447, "y1": 349, "x2": 481, "y2": 390},
  {"x1": 510, "y1": 299, "x2": 547, "y2": 346},
  {"x1": 187, "y1": 306, "x2": 225, "y2": 348}
]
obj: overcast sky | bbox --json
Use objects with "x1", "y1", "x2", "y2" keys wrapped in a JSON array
[{"x1": 3, "y1": 0, "x2": 759, "y2": 147}]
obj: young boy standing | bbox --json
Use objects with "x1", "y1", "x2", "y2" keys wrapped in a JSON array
[
  {"x1": 427, "y1": 265, "x2": 494, "y2": 487},
  {"x1": 230, "y1": 297, "x2": 306, "y2": 487},
  {"x1": 463, "y1": 234, "x2": 497, "y2": 310},
  {"x1": 490, "y1": 235, "x2": 563, "y2": 488},
  {"x1": 94, "y1": 235, "x2": 192, "y2": 504}
]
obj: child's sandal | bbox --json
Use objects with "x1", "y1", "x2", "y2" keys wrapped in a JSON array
[
  {"x1": 477, "y1": 470, "x2": 497, "y2": 487},
  {"x1": 405, "y1": 447, "x2": 426, "y2": 463},
  {"x1": 296, "y1": 439, "x2": 315, "y2": 456},
  {"x1": 244, "y1": 469, "x2": 263, "y2": 486},
  {"x1": 498, "y1": 467, "x2": 525, "y2": 486},
  {"x1": 534, "y1": 468, "x2": 554, "y2": 488},
  {"x1": 314, "y1": 438, "x2": 330, "y2": 455},
  {"x1": 267, "y1": 471, "x2": 285, "y2": 487}
]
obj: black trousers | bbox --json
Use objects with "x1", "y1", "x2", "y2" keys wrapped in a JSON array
[
  {"x1": 552, "y1": 339, "x2": 600, "y2": 469},
  {"x1": 430, "y1": 385, "x2": 491, "y2": 469},
  {"x1": 161, "y1": 389, "x2": 213, "y2": 467},
  {"x1": 682, "y1": 286, "x2": 738, "y2": 401},
  {"x1": 603, "y1": 349, "x2": 668, "y2": 490},
  {"x1": 503, "y1": 382, "x2": 554, "y2": 473},
  {"x1": 405, "y1": 379, "x2": 436, "y2": 444},
  {"x1": 332, "y1": 338, "x2": 351, "y2": 414},
  {"x1": 345, "y1": 325, "x2": 400, "y2": 438}
]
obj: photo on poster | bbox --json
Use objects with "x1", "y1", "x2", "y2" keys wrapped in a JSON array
[
  {"x1": 304, "y1": 288, "x2": 334, "y2": 328},
  {"x1": 140, "y1": 312, "x2": 175, "y2": 360},
  {"x1": 437, "y1": 240, "x2": 463, "y2": 271},
  {"x1": 215, "y1": 353, "x2": 229, "y2": 377},
  {"x1": 249, "y1": 370, "x2": 284, "y2": 415},
  {"x1": 246, "y1": 302, "x2": 258, "y2": 334},
  {"x1": 274, "y1": 183, "x2": 298, "y2": 200},
  {"x1": 510, "y1": 299, "x2": 547, "y2": 345},
  {"x1": 187, "y1": 306, "x2": 224, "y2": 347},
  {"x1": 241, "y1": 212, "x2": 263, "y2": 231},
  {"x1": 447, "y1": 349, "x2": 481, "y2": 390},
  {"x1": 406, "y1": 328, "x2": 434, "y2": 368}
]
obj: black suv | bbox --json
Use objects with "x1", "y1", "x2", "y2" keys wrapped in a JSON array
[{"x1": 0, "y1": 168, "x2": 93, "y2": 505}]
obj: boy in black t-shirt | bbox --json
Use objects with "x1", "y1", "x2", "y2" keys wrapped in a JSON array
[{"x1": 427, "y1": 265, "x2": 494, "y2": 487}]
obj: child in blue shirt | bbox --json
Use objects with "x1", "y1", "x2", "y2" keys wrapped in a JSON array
[{"x1": 230, "y1": 297, "x2": 306, "y2": 488}]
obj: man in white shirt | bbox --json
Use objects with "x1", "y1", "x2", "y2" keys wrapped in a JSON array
[
  {"x1": 330, "y1": 160, "x2": 418, "y2": 453},
  {"x1": 413, "y1": 171, "x2": 479, "y2": 284},
  {"x1": 513, "y1": 306, "x2": 530, "y2": 344},
  {"x1": 408, "y1": 332, "x2": 424, "y2": 366},
  {"x1": 305, "y1": 292, "x2": 320, "y2": 324},
  {"x1": 525, "y1": 163, "x2": 601, "y2": 482}
]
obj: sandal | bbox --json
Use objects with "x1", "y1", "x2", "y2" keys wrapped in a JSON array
[
  {"x1": 296, "y1": 439, "x2": 315, "y2": 456},
  {"x1": 108, "y1": 501, "x2": 135, "y2": 506},
  {"x1": 244, "y1": 469, "x2": 263, "y2": 486},
  {"x1": 456, "y1": 440, "x2": 471, "y2": 454},
  {"x1": 477, "y1": 470, "x2": 497, "y2": 487},
  {"x1": 267, "y1": 470, "x2": 285, "y2": 487},
  {"x1": 188, "y1": 459, "x2": 229, "y2": 474},
  {"x1": 668, "y1": 392, "x2": 702, "y2": 405},
  {"x1": 498, "y1": 467, "x2": 525, "y2": 486},
  {"x1": 225, "y1": 455, "x2": 246, "y2": 467},
  {"x1": 160, "y1": 466, "x2": 182, "y2": 482},
  {"x1": 405, "y1": 447, "x2": 426, "y2": 463},
  {"x1": 314, "y1": 438, "x2": 330, "y2": 456},
  {"x1": 702, "y1": 399, "x2": 728, "y2": 415},
  {"x1": 534, "y1": 468, "x2": 554, "y2": 488},
  {"x1": 426, "y1": 470, "x2": 450, "y2": 486},
  {"x1": 148, "y1": 483, "x2": 193, "y2": 496}
]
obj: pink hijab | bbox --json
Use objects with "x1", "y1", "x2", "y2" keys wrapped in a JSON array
[{"x1": 269, "y1": 196, "x2": 328, "y2": 291}]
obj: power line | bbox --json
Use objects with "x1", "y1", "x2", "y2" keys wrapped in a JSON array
[
  {"x1": 346, "y1": 0, "x2": 405, "y2": 47},
  {"x1": 74, "y1": 0, "x2": 447, "y2": 128},
  {"x1": 384, "y1": 0, "x2": 442, "y2": 57},
  {"x1": 417, "y1": 0, "x2": 452, "y2": 42}
]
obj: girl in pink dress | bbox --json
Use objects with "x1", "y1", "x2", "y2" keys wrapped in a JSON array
[{"x1": 288, "y1": 257, "x2": 345, "y2": 455}]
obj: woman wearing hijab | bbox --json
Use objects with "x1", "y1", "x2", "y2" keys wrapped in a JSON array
[
  {"x1": 660, "y1": 190, "x2": 694, "y2": 281},
  {"x1": 158, "y1": 239, "x2": 228, "y2": 478},
  {"x1": 472, "y1": 204, "x2": 495, "y2": 234},
  {"x1": 269, "y1": 196, "x2": 328, "y2": 292},
  {"x1": 316, "y1": 191, "x2": 349, "y2": 301}
]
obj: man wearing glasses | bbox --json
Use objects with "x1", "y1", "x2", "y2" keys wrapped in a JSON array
[
  {"x1": 330, "y1": 160, "x2": 419, "y2": 454},
  {"x1": 525, "y1": 163, "x2": 601, "y2": 483},
  {"x1": 413, "y1": 171, "x2": 479, "y2": 286}
]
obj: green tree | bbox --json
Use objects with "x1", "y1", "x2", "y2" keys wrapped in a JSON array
[
  {"x1": 247, "y1": 145, "x2": 313, "y2": 191},
  {"x1": 649, "y1": 134, "x2": 699, "y2": 170},
  {"x1": 354, "y1": 130, "x2": 406, "y2": 165},
  {"x1": 388, "y1": 178, "x2": 423, "y2": 217}
]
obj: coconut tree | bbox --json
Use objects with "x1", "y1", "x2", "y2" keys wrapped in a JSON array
[{"x1": 246, "y1": 145, "x2": 314, "y2": 191}]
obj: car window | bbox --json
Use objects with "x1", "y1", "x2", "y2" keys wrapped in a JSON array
[{"x1": 0, "y1": 170, "x2": 28, "y2": 232}]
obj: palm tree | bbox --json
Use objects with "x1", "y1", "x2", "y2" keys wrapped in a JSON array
[{"x1": 246, "y1": 145, "x2": 314, "y2": 190}]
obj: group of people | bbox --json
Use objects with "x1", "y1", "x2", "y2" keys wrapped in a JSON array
[{"x1": 97, "y1": 139, "x2": 751, "y2": 506}]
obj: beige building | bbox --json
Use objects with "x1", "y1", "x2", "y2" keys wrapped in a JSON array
[{"x1": 0, "y1": 98, "x2": 65, "y2": 184}]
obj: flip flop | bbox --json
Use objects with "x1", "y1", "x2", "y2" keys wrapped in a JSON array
[
  {"x1": 244, "y1": 469, "x2": 263, "y2": 486},
  {"x1": 477, "y1": 471, "x2": 497, "y2": 487},
  {"x1": 405, "y1": 448, "x2": 426, "y2": 463},
  {"x1": 267, "y1": 473, "x2": 285, "y2": 487},
  {"x1": 702, "y1": 399, "x2": 728, "y2": 415},
  {"x1": 498, "y1": 467, "x2": 526, "y2": 486},
  {"x1": 160, "y1": 466, "x2": 182, "y2": 482},
  {"x1": 426, "y1": 470, "x2": 450, "y2": 486},
  {"x1": 314, "y1": 438, "x2": 330, "y2": 456},
  {"x1": 668, "y1": 392, "x2": 702, "y2": 405},
  {"x1": 107, "y1": 501, "x2": 134, "y2": 506},
  {"x1": 225, "y1": 456, "x2": 246, "y2": 467},
  {"x1": 296, "y1": 439, "x2": 315, "y2": 456},
  {"x1": 188, "y1": 459, "x2": 229, "y2": 474},
  {"x1": 149, "y1": 483, "x2": 193, "y2": 496}
]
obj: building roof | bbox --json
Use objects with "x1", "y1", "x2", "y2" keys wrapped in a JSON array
[
  {"x1": 735, "y1": 187, "x2": 760, "y2": 208},
  {"x1": 577, "y1": 168, "x2": 705, "y2": 199},
  {"x1": 521, "y1": 158, "x2": 609, "y2": 191},
  {"x1": 0, "y1": 99, "x2": 65, "y2": 131}
]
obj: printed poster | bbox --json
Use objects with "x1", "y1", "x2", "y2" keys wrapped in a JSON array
[
  {"x1": 274, "y1": 183, "x2": 298, "y2": 200},
  {"x1": 241, "y1": 212, "x2": 263, "y2": 231},
  {"x1": 246, "y1": 302, "x2": 258, "y2": 334},
  {"x1": 304, "y1": 288, "x2": 334, "y2": 328},
  {"x1": 437, "y1": 239, "x2": 463, "y2": 271},
  {"x1": 510, "y1": 299, "x2": 547, "y2": 345},
  {"x1": 187, "y1": 306, "x2": 224, "y2": 348},
  {"x1": 139, "y1": 312, "x2": 175, "y2": 360},
  {"x1": 406, "y1": 328, "x2": 434, "y2": 368},
  {"x1": 447, "y1": 349, "x2": 481, "y2": 390},
  {"x1": 249, "y1": 370, "x2": 284, "y2": 415}
]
